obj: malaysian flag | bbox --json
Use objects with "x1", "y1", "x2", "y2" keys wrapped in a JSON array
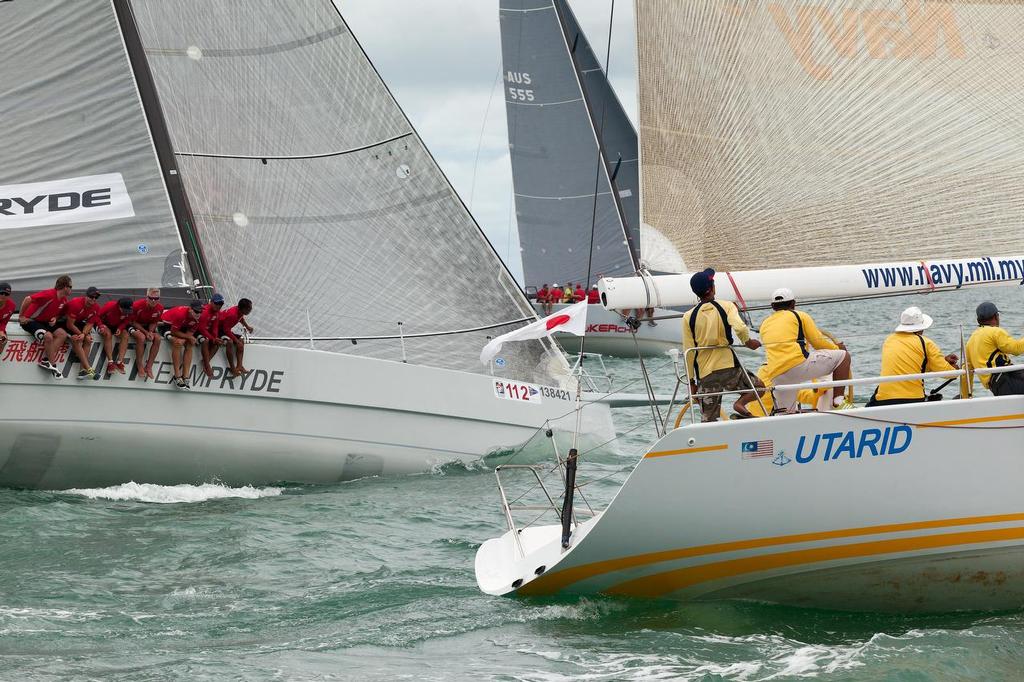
[{"x1": 742, "y1": 440, "x2": 774, "y2": 459}]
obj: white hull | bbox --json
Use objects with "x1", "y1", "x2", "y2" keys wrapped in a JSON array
[
  {"x1": 477, "y1": 396, "x2": 1024, "y2": 612},
  {"x1": 0, "y1": 333, "x2": 614, "y2": 489},
  {"x1": 535, "y1": 303, "x2": 681, "y2": 358}
]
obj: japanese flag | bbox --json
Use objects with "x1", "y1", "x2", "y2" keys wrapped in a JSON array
[{"x1": 480, "y1": 301, "x2": 588, "y2": 365}]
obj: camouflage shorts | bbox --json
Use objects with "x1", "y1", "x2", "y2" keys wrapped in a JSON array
[{"x1": 696, "y1": 366, "x2": 762, "y2": 422}]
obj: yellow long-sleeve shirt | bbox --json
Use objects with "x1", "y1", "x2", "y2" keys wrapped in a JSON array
[
  {"x1": 759, "y1": 309, "x2": 838, "y2": 380},
  {"x1": 966, "y1": 325, "x2": 1024, "y2": 389},
  {"x1": 875, "y1": 332, "x2": 956, "y2": 401},
  {"x1": 682, "y1": 299, "x2": 750, "y2": 379}
]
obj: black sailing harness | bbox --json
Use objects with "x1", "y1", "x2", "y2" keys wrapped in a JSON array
[
  {"x1": 987, "y1": 340, "x2": 1012, "y2": 390},
  {"x1": 790, "y1": 310, "x2": 809, "y2": 359},
  {"x1": 688, "y1": 300, "x2": 738, "y2": 380}
]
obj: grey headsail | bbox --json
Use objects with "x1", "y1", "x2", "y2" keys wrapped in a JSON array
[
  {"x1": 0, "y1": 0, "x2": 192, "y2": 289},
  {"x1": 500, "y1": 0, "x2": 639, "y2": 290},
  {"x1": 127, "y1": 0, "x2": 566, "y2": 381}
]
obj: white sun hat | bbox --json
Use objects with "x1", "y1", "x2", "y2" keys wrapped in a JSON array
[
  {"x1": 895, "y1": 306, "x2": 933, "y2": 333},
  {"x1": 771, "y1": 287, "x2": 795, "y2": 303}
]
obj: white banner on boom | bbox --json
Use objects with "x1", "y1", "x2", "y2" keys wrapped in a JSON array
[{"x1": 0, "y1": 173, "x2": 136, "y2": 230}]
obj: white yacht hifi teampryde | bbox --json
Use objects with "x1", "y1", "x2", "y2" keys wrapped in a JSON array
[{"x1": 0, "y1": 0, "x2": 615, "y2": 489}]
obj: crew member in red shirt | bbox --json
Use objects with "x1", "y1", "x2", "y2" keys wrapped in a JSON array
[
  {"x1": 96, "y1": 297, "x2": 134, "y2": 375},
  {"x1": 587, "y1": 284, "x2": 600, "y2": 304},
  {"x1": 0, "y1": 282, "x2": 14, "y2": 359},
  {"x1": 158, "y1": 300, "x2": 202, "y2": 389},
  {"x1": 196, "y1": 293, "x2": 226, "y2": 379},
  {"x1": 129, "y1": 287, "x2": 164, "y2": 380},
  {"x1": 573, "y1": 283, "x2": 586, "y2": 303},
  {"x1": 18, "y1": 274, "x2": 72, "y2": 378},
  {"x1": 64, "y1": 286, "x2": 104, "y2": 380},
  {"x1": 220, "y1": 298, "x2": 254, "y2": 377},
  {"x1": 536, "y1": 284, "x2": 550, "y2": 316}
]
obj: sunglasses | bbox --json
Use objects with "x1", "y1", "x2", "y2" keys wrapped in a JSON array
[
  {"x1": 147, "y1": 296, "x2": 160, "y2": 301},
  {"x1": 87, "y1": 294, "x2": 100, "y2": 300},
  {"x1": 0, "y1": 291, "x2": 10, "y2": 296}
]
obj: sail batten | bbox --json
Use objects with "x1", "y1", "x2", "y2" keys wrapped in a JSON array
[{"x1": 636, "y1": 0, "x2": 1024, "y2": 273}]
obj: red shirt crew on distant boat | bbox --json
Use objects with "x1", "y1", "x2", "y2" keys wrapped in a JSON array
[
  {"x1": 64, "y1": 286, "x2": 104, "y2": 380},
  {"x1": 0, "y1": 282, "x2": 14, "y2": 358},
  {"x1": 219, "y1": 298, "x2": 254, "y2": 378},
  {"x1": 96, "y1": 297, "x2": 134, "y2": 374},
  {"x1": 573, "y1": 284, "x2": 586, "y2": 303},
  {"x1": 18, "y1": 274, "x2": 73, "y2": 377},
  {"x1": 129, "y1": 288, "x2": 164, "y2": 380},
  {"x1": 587, "y1": 285, "x2": 600, "y2": 304},
  {"x1": 196, "y1": 293, "x2": 226, "y2": 379}
]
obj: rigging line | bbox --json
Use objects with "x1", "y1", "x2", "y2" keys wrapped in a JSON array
[
  {"x1": 250, "y1": 316, "x2": 534, "y2": 342},
  {"x1": 576, "y1": 0, "x2": 618, "y2": 367},
  {"x1": 173, "y1": 131, "x2": 414, "y2": 161},
  {"x1": 470, "y1": 68, "x2": 504, "y2": 209}
]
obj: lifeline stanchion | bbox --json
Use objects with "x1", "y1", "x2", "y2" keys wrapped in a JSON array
[{"x1": 559, "y1": 448, "x2": 578, "y2": 549}]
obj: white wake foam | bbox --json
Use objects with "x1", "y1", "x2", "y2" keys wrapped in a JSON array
[{"x1": 58, "y1": 482, "x2": 283, "y2": 504}]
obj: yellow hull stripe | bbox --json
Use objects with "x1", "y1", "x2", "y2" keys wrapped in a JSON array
[
  {"x1": 518, "y1": 512, "x2": 1024, "y2": 596},
  {"x1": 920, "y1": 412, "x2": 1024, "y2": 428},
  {"x1": 607, "y1": 525, "x2": 1024, "y2": 597},
  {"x1": 645, "y1": 444, "x2": 727, "y2": 459}
]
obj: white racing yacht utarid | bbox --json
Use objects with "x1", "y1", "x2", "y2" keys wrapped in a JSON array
[
  {"x1": 0, "y1": 0, "x2": 615, "y2": 489},
  {"x1": 476, "y1": 0, "x2": 1024, "y2": 612}
]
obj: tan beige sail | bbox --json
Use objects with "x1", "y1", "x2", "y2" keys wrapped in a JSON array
[{"x1": 637, "y1": 1, "x2": 1024, "y2": 272}]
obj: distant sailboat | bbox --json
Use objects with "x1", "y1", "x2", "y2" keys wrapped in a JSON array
[
  {"x1": 478, "y1": 0, "x2": 1024, "y2": 612},
  {"x1": 0, "y1": 0, "x2": 614, "y2": 489},
  {"x1": 499, "y1": 0, "x2": 682, "y2": 357}
]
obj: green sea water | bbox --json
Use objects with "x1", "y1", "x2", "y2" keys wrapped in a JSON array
[{"x1": 3, "y1": 285, "x2": 1024, "y2": 680}]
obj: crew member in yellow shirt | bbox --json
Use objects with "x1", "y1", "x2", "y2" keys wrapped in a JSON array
[
  {"x1": 866, "y1": 306, "x2": 958, "y2": 407},
  {"x1": 966, "y1": 301, "x2": 1024, "y2": 395},
  {"x1": 759, "y1": 287, "x2": 851, "y2": 413},
  {"x1": 682, "y1": 268, "x2": 762, "y2": 421}
]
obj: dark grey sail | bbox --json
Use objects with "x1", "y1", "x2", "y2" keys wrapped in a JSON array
[
  {"x1": 500, "y1": 0, "x2": 639, "y2": 290},
  {"x1": 0, "y1": 0, "x2": 193, "y2": 289},
  {"x1": 126, "y1": 0, "x2": 564, "y2": 381}
]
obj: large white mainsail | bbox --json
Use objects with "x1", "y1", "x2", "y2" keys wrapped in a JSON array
[
  {"x1": 0, "y1": 0, "x2": 615, "y2": 489},
  {"x1": 129, "y1": 0, "x2": 564, "y2": 382},
  {"x1": 609, "y1": 0, "x2": 1024, "y2": 307}
]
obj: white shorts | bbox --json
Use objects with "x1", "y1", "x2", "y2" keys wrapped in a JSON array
[{"x1": 772, "y1": 349, "x2": 847, "y2": 414}]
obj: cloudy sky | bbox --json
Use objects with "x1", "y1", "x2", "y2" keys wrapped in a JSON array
[{"x1": 337, "y1": 0, "x2": 637, "y2": 284}]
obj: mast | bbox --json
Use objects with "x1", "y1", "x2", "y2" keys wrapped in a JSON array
[
  {"x1": 111, "y1": 0, "x2": 212, "y2": 289},
  {"x1": 550, "y1": 0, "x2": 639, "y2": 273}
]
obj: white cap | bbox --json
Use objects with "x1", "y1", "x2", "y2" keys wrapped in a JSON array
[
  {"x1": 591, "y1": 284, "x2": 597, "y2": 289},
  {"x1": 552, "y1": 283, "x2": 559, "y2": 287},
  {"x1": 771, "y1": 287, "x2": 795, "y2": 303},
  {"x1": 895, "y1": 306, "x2": 933, "y2": 333}
]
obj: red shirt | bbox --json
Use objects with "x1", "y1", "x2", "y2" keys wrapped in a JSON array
[
  {"x1": 132, "y1": 299, "x2": 164, "y2": 327},
  {"x1": 161, "y1": 306, "x2": 198, "y2": 332},
  {"x1": 0, "y1": 298, "x2": 15, "y2": 332},
  {"x1": 197, "y1": 304, "x2": 221, "y2": 338},
  {"x1": 587, "y1": 288, "x2": 600, "y2": 304},
  {"x1": 65, "y1": 297, "x2": 100, "y2": 328},
  {"x1": 23, "y1": 288, "x2": 67, "y2": 323},
  {"x1": 98, "y1": 301, "x2": 130, "y2": 331},
  {"x1": 537, "y1": 287, "x2": 549, "y2": 303},
  {"x1": 573, "y1": 287, "x2": 586, "y2": 302},
  {"x1": 219, "y1": 306, "x2": 244, "y2": 338}
]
